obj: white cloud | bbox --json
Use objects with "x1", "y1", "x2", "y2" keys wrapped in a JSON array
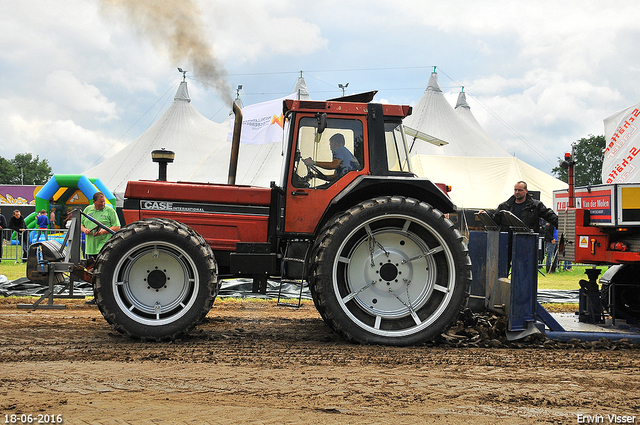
[
  {"x1": 199, "y1": 1, "x2": 328, "y2": 62},
  {"x1": 45, "y1": 70, "x2": 118, "y2": 121},
  {"x1": 3, "y1": 111, "x2": 124, "y2": 174}
]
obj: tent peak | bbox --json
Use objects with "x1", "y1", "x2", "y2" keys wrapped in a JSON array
[
  {"x1": 174, "y1": 81, "x2": 191, "y2": 102},
  {"x1": 427, "y1": 72, "x2": 442, "y2": 93},
  {"x1": 294, "y1": 76, "x2": 311, "y2": 100},
  {"x1": 455, "y1": 90, "x2": 470, "y2": 110}
]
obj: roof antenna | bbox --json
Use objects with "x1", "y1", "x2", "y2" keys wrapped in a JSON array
[{"x1": 177, "y1": 68, "x2": 188, "y2": 82}]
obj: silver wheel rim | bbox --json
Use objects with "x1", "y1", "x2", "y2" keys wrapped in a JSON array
[
  {"x1": 111, "y1": 241, "x2": 199, "y2": 326},
  {"x1": 332, "y1": 214, "x2": 456, "y2": 337}
]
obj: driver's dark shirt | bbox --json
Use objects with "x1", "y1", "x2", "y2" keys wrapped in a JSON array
[{"x1": 332, "y1": 146, "x2": 358, "y2": 177}]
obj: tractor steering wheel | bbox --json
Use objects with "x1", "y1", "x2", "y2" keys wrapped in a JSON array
[{"x1": 307, "y1": 162, "x2": 330, "y2": 181}]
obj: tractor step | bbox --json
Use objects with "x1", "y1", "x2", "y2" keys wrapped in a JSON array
[{"x1": 277, "y1": 240, "x2": 310, "y2": 308}]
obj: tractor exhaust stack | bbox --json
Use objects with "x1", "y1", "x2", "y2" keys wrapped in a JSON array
[{"x1": 228, "y1": 102, "x2": 243, "y2": 185}]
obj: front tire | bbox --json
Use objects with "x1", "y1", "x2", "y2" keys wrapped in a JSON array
[
  {"x1": 310, "y1": 196, "x2": 471, "y2": 346},
  {"x1": 94, "y1": 218, "x2": 218, "y2": 341}
]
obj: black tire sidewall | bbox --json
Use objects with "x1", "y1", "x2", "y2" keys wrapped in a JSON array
[
  {"x1": 312, "y1": 197, "x2": 470, "y2": 345},
  {"x1": 95, "y1": 219, "x2": 217, "y2": 340}
]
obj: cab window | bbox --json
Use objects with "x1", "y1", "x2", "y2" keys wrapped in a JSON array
[
  {"x1": 385, "y1": 121, "x2": 411, "y2": 173},
  {"x1": 292, "y1": 117, "x2": 364, "y2": 189}
]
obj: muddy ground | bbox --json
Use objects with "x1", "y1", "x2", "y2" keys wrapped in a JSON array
[{"x1": 1, "y1": 297, "x2": 639, "y2": 425}]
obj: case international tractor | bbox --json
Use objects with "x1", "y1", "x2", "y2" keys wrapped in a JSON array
[{"x1": 40, "y1": 92, "x2": 473, "y2": 346}]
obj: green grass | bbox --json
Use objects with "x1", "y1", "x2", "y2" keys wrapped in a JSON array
[
  {"x1": 0, "y1": 260, "x2": 27, "y2": 281},
  {"x1": 1, "y1": 244, "x2": 604, "y2": 292},
  {"x1": 1, "y1": 244, "x2": 27, "y2": 281},
  {"x1": 537, "y1": 263, "x2": 603, "y2": 290}
]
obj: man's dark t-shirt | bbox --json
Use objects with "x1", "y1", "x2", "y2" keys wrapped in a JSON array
[{"x1": 511, "y1": 201, "x2": 525, "y2": 221}]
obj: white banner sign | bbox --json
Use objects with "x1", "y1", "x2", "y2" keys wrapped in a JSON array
[
  {"x1": 602, "y1": 102, "x2": 640, "y2": 184},
  {"x1": 228, "y1": 93, "x2": 297, "y2": 145}
]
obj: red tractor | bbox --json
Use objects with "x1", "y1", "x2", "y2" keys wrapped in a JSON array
[{"x1": 92, "y1": 92, "x2": 471, "y2": 346}]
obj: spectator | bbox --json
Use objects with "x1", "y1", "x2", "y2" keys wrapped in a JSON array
[
  {"x1": 50, "y1": 207, "x2": 56, "y2": 229},
  {"x1": 9, "y1": 210, "x2": 28, "y2": 262},
  {"x1": 0, "y1": 209, "x2": 7, "y2": 260},
  {"x1": 543, "y1": 221, "x2": 558, "y2": 273},
  {"x1": 36, "y1": 209, "x2": 49, "y2": 241}
]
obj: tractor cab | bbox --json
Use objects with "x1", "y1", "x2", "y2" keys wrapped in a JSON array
[{"x1": 280, "y1": 96, "x2": 420, "y2": 234}]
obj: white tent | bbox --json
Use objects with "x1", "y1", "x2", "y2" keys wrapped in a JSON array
[
  {"x1": 406, "y1": 72, "x2": 566, "y2": 209},
  {"x1": 404, "y1": 72, "x2": 511, "y2": 157},
  {"x1": 411, "y1": 155, "x2": 566, "y2": 209},
  {"x1": 84, "y1": 81, "x2": 230, "y2": 198},
  {"x1": 85, "y1": 76, "x2": 312, "y2": 196}
]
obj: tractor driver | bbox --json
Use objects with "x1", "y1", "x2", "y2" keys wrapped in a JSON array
[{"x1": 303, "y1": 133, "x2": 360, "y2": 180}]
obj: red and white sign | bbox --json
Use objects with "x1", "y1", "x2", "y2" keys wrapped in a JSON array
[
  {"x1": 602, "y1": 103, "x2": 640, "y2": 184},
  {"x1": 553, "y1": 187, "x2": 613, "y2": 224}
]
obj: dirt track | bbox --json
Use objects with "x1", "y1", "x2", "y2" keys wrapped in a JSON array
[{"x1": 1, "y1": 297, "x2": 639, "y2": 425}]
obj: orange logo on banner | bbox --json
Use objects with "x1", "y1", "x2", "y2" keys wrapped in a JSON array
[
  {"x1": 271, "y1": 113, "x2": 284, "y2": 128},
  {"x1": 66, "y1": 190, "x2": 89, "y2": 205}
]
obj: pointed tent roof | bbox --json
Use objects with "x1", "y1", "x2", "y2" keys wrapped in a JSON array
[
  {"x1": 84, "y1": 81, "x2": 230, "y2": 196},
  {"x1": 406, "y1": 72, "x2": 566, "y2": 209},
  {"x1": 404, "y1": 72, "x2": 511, "y2": 157},
  {"x1": 454, "y1": 90, "x2": 498, "y2": 143}
]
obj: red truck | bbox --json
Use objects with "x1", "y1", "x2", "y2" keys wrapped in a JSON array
[{"x1": 554, "y1": 154, "x2": 640, "y2": 321}]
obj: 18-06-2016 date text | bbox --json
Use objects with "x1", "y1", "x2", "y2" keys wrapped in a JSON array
[{"x1": 4, "y1": 414, "x2": 63, "y2": 424}]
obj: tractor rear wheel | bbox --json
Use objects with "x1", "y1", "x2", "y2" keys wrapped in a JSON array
[
  {"x1": 94, "y1": 218, "x2": 218, "y2": 341},
  {"x1": 310, "y1": 196, "x2": 471, "y2": 346}
]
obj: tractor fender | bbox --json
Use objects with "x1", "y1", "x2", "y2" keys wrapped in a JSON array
[{"x1": 316, "y1": 175, "x2": 456, "y2": 235}]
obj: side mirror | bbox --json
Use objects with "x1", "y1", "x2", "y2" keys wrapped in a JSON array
[{"x1": 316, "y1": 112, "x2": 327, "y2": 134}]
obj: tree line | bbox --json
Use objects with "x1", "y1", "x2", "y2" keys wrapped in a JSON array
[
  {"x1": 0, "y1": 153, "x2": 53, "y2": 185},
  {"x1": 550, "y1": 135, "x2": 606, "y2": 186}
]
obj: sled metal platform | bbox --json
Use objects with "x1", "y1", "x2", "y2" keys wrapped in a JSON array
[{"x1": 469, "y1": 227, "x2": 640, "y2": 343}]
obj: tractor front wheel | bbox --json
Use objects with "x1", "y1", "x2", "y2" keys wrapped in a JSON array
[{"x1": 93, "y1": 218, "x2": 218, "y2": 341}]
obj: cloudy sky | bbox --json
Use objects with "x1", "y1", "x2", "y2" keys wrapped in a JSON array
[{"x1": 2, "y1": 0, "x2": 639, "y2": 178}]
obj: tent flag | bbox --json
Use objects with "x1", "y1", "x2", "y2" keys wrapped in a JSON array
[
  {"x1": 228, "y1": 93, "x2": 297, "y2": 145},
  {"x1": 602, "y1": 102, "x2": 640, "y2": 184}
]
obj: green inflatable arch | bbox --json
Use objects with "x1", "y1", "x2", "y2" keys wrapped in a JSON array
[{"x1": 25, "y1": 174, "x2": 116, "y2": 229}]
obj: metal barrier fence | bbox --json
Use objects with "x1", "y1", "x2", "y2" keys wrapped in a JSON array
[{"x1": 0, "y1": 228, "x2": 70, "y2": 263}]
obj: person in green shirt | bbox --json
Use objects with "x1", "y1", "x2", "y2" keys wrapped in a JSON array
[{"x1": 81, "y1": 192, "x2": 120, "y2": 259}]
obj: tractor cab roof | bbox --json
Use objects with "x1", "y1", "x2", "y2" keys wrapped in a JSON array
[{"x1": 284, "y1": 91, "x2": 412, "y2": 119}]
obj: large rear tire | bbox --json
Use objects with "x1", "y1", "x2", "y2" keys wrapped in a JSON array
[
  {"x1": 310, "y1": 196, "x2": 471, "y2": 346},
  {"x1": 94, "y1": 218, "x2": 218, "y2": 341}
]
